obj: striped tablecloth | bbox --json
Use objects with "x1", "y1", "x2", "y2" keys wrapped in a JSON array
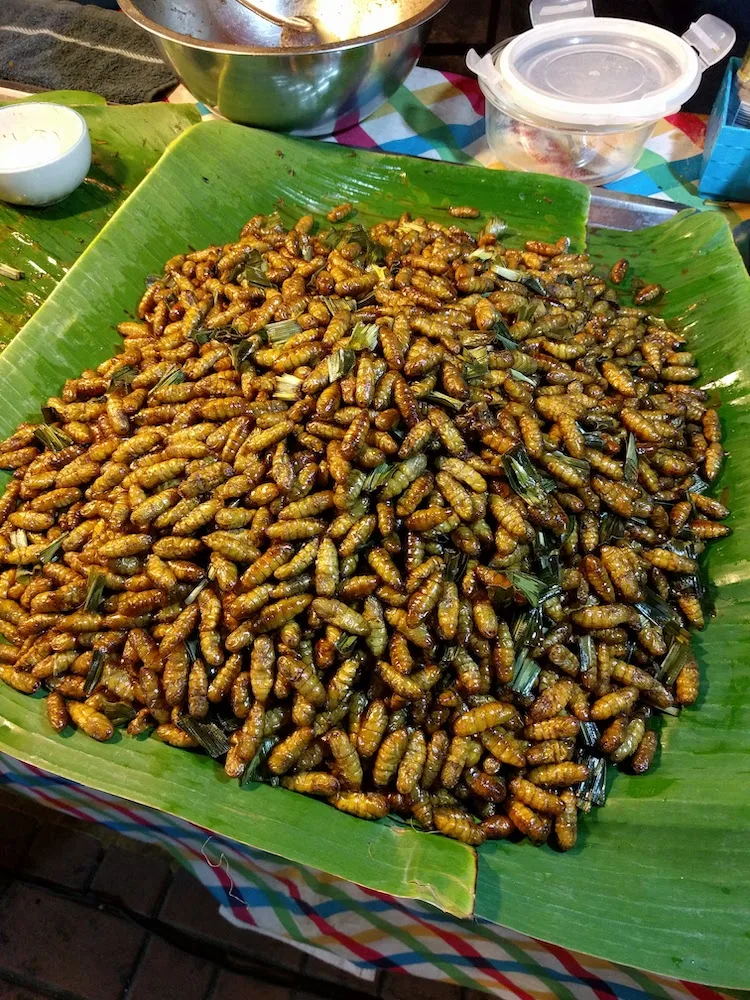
[
  {"x1": 0, "y1": 755, "x2": 743, "y2": 1000},
  {"x1": 2, "y1": 65, "x2": 748, "y2": 1000}
]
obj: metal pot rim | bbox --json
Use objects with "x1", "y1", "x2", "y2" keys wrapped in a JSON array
[{"x1": 117, "y1": 0, "x2": 450, "y2": 55}]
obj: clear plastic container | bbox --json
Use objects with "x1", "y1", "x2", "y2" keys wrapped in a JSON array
[
  {"x1": 467, "y1": 12, "x2": 735, "y2": 186},
  {"x1": 476, "y1": 41, "x2": 658, "y2": 185}
]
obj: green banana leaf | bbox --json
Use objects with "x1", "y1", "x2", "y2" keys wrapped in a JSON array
[
  {"x1": 0, "y1": 121, "x2": 748, "y2": 985},
  {"x1": 0, "y1": 93, "x2": 200, "y2": 343}
]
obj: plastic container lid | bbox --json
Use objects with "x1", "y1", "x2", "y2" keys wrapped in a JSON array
[{"x1": 467, "y1": 14, "x2": 735, "y2": 127}]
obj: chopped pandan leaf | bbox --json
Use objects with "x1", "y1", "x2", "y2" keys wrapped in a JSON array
[
  {"x1": 335, "y1": 633, "x2": 359, "y2": 654},
  {"x1": 579, "y1": 721, "x2": 600, "y2": 748},
  {"x1": 327, "y1": 348, "x2": 356, "y2": 383},
  {"x1": 437, "y1": 646, "x2": 458, "y2": 670},
  {"x1": 503, "y1": 444, "x2": 553, "y2": 506},
  {"x1": 511, "y1": 610, "x2": 530, "y2": 649},
  {"x1": 624, "y1": 432, "x2": 638, "y2": 484},
  {"x1": 599, "y1": 512, "x2": 626, "y2": 543},
  {"x1": 462, "y1": 346, "x2": 489, "y2": 383},
  {"x1": 262, "y1": 211, "x2": 283, "y2": 231},
  {"x1": 229, "y1": 337, "x2": 262, "y2": 372},
  {"x1": 677, "y1": 571, "x2": 705, "y2": 601},
  {"x1": 494, "y1": 329, "x2": 519, "y2": 351},
  {"x1": 444, "y1": 548, "x2": 469, "y2": 584},
  {"x1": 548, "y1": 450, "x2": 591, "y2": 475},
  {"x1": 491, "y1": 264, "x2": 546, "y2": 297},
  {"x1": 109, "y1": 364, "x2": 139, "y2": 387},
  {"x1": 367, "y1": 264, "x2": 388, "y2": 284},
  {"x1": 97, "y1": 700, "x2": 136, "y2": 726},
  {"x1": 334, "y1": 223, "x2": 384, "y2": 266},
  {"x1": 186, "y1": 328, "x2": 213, "y2": 346},
  {"x1": 468, "y1": 248, "x2": 496, "y2": 261},
  {"x1": 348, "y1": 322, "x2": 379, "y2": 351},
  {"x1": 578, "y1": 634, "x2": 595, "y2": 673},
  {"x1": 657, "y1": 637, "x2": 693, "y2": 685},
  {"x1": 323, "y1": 296, "x2": 349, "y2": 316},
  {"x1": 322, "y1": 228, "x2": 341, "y2": 249},
  {"x1": 516, "y1": 301, "x2": 540, "y2": 323},
  {"x1": 522, "y1": 275, "x2": 547, "y2": 297},
  {"x1": 582, "y1": 430, "x2": 606, "y2": 451},
  {"x1": 266, "y1": 319, "x2": 302, "y2": 345},
  {"x1": 185, "y1": 579, "x2": 208, "y2": 606},
  {"x1": 635, "y1": 587, "x2": 690, "y2": 642},
  {"x1": 576, "y1": 753, "x2": 607, "y2": 812},
  {"x1": 511, "y1": 652, "x2": 541, "y2": 696},
  {"x1": 241, "y1": 736, "x2": 279, "y2": 785},
  {"x1": 34, "y1": 425, "x2": 74, "y2": 452},
  {"x1": 424, "y1": 391, "x2": 463, "y2": 412},
  {"x1": 274, "y1": 374, "x2": 302, "y2": 401},
  {"x1": 507, "y1": 570, "x2": 559, "y2": 608},
  {"x1": 145, "y1": 274, "x2": 162, "y2": 286},
  {"x1": 212, "y1": 707, "x2": 243, "y2": 733},
  {"x1": 238, "y1": 249, "x2": 272, "y2": 287},
  {"x1": 9, "y1": 528, "x2": 27, "y2": 549},
  {"x1": 687, "y1": 474, "x2": 711, "y2": 495},
  {"x1": 665, "y1": 538, "x2": 696, "y2": 560},
  {"x1": 38, "y1": 533, "x2": 69, "y2": 565},
  {"x1": 184, "y1": 638, "x2": 200, "y2": 664},
  {"x1": 510, "y1": 368, "x2": 537, "y2": 386},
  {"x1": 83, "y1": 650, "x2": 105, "y2": 697},
  {"x1": 41, "y1": 404, "x2": 58, "y2": 424},
  {"x1": 511, "y1": 605, "x2": 545, "y2": 653},
  {"x1": 559, "y1": 516, "x2": 575, "y2": 549},
  {"x1": 362, "y1": 463, "x2": 392, "y2": 491},
  {"x1": 530, "y1": 529, "x2": 562, "y2": 586},
  {"x1": 239, "y1": 266, "x2": 273, "y2": 288},
  {"x1": 176, "y1": 715, "x2": 230, "y2": 757},
  {"x1": 150, "y1": 366, "x2": 185, "y2": 393},
  {"x1": 481, "y1": 216, "x2": 507, "y2": 239},
  {"x1": 83, "y1": 569, "x2": 106, "y2": 611}
]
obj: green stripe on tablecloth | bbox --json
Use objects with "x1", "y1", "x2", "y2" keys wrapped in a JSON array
[
  {"x1": 634, "y1": 149, "x2": 743, "y2": 230},
  {"x1": 292, "y1": 865, "x2": 481, "y2": 989},
  {"x1": 387, "y1": 85, "x2": 477, "y2": 165},
  {"x1": 625, "y1": 965, "x2": 685, "y2": 999},
  {"x1": 466, "y1": 922, "x2": 579, "y2": 1000},
  {"x1": 226, "y1": 862, "x2": 312, "y2": 942},
  {"x1": 634, "y1": 149, "x2": 708, "y2": 207}
]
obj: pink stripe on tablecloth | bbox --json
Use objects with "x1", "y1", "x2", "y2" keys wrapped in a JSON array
[
  {"x1": 330, "y1": 122, "x2": 381, "y2": 148},
  {"x1": 442, "y1": 71, "x2": 485, "y2": 117}
]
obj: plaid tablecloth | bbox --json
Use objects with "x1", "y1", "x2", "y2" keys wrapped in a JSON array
[
  {"x1": 1, "y1": 65, "x2": 748, "y2": 1000},
  {"x1": 1, "y1": 755, "x2": 744, "y2": 1000}
]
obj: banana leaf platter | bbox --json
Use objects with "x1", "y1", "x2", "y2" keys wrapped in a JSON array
[{"x1": 0, "y1": 121, "x2": 748, "y2": 988}]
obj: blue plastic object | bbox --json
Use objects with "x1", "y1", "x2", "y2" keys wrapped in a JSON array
[{"x1": 699, "y1": 57, "x2": 750, "y2": 201}]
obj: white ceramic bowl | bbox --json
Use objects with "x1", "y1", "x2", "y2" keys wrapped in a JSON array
[{"x1": 0, "y1": 103, "x2": 92, "y2": 207}]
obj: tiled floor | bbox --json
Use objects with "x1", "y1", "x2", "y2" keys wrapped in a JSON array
[{"x1": 0, "y1": 786, "x2": 484, "y2": 1000}]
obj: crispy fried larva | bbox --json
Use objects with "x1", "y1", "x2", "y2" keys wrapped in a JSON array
[
  {"x1": 0, "y1": 208, "x2": 729, "y2": 854},
  {"x1": 68, "y1": 702, "x2": 114, "y2": 741}
]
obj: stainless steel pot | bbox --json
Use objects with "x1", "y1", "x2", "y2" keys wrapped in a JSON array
[{"x1": 118, "y1": 0, "x2": 451, "y2": 136}]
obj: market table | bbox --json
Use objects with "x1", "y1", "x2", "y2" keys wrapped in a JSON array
[{"x1": 0, "y1": 65, "x2": 748, "y2": 1000}]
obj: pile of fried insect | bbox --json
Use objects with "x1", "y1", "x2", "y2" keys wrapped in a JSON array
[{"x1": 0, "y1": 202, "x2": 729, "y2": 850}]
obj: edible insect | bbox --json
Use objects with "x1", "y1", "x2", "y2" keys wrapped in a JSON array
[{"x1": 0, "y1": 209, "x2": 729, "y2": 855}]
